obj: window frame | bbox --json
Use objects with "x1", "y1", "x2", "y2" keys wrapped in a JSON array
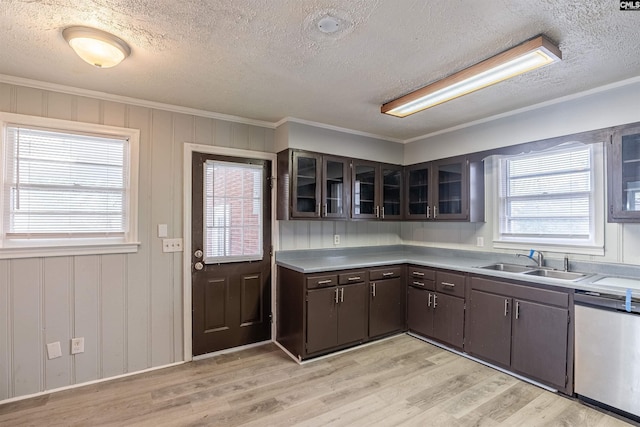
[
  {"x1": 492, "y1": 141, "x2": 605, "y2": 256},
  {"x1": 0, "y1": 112, "x2": 140, "y2": 258}
]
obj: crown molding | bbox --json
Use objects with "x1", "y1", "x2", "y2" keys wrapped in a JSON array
[
  {"x1": 404, "y1": 75, "x2": 640, "y2": 144},
  {"x1": 0, "y1": 74, "x2": 276, "y2": 129},
  {"x1": 274, "y1": 116, "x2": 404, "y2": 144}
]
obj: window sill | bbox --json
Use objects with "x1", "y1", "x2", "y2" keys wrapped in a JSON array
[
  {"x1": 493, "y1": 240, "x2": 604, "y2": 256},
  {"x1": 0, "y1": 241, "x2": 141, "y2": 259}
]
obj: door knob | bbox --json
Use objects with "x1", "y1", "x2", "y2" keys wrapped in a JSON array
[
  {"x1": 194, "y1": 249, "x2": 203, "y2": 259},
  {"x1": 194, "y1": 262, "x2": 204, "y2": 271}
]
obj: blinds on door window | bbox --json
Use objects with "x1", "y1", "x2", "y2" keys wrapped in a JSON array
[
  {"x1": 4, "y1": 126, "x2": 129, "y2": 238},
  {"x1": 203, "y1": 160, "x2": 263, "y2": 264}
]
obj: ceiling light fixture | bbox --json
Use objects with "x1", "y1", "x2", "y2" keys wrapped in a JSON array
[
  {"x1": 62, "y1": 26, "x2": 131, "y2": 68},
  {"x1": 381, "y1": 35, "x2": 562, "y2": 118}
]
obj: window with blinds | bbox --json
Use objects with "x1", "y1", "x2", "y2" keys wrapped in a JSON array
[
  {"x1": 3, "y1": 126, "x2": 129, "y2": 238},
  {"x1": 203, "y1": 160, "x2": 263, "y2": 264},
  {"x1": 498, "y1": 144, "x2": 594, "y2": 244}
]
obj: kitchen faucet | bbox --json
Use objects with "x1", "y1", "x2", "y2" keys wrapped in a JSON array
[{"x1": 517, "y1": 250, "x2": 544, "y2": 267}]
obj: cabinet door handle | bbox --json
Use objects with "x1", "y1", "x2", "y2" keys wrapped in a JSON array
[
  {"x1": 426, "y1": 205, "x2": 431, "y2": 219},
  {"x1": 334, "y1": 288, "x2": 339, "y2": 303},
  {"x1": 340, "y1": 287, "x2": 344, "y2": 303},
  {"x1": 433, "y1": 206, "x2": 438, "y2": 218},
  {"x1": 316, "y1": 203, "x2": 321, "y2": 216},
  {"x1": 433, "y1": 294, "x2": 438, "y2": 308},
  {"x1": 515, "y1": 301, "x2": 520, "y2": 319},
  {"x1": 441, "y1": 282, "x2": 455, "y2": 288},
  {"x1": 504, "y1": 299, "x2": 509, "y2": 316},
  {"x1": 323, "y1": 203, "x2": 327, "y2": 216},
  {"x1": 413, "y1": 281, "x2": 424, "y2": 287},
  {"x1": 347, "y1": 276, "x2": 361, "y2": 281},
  {"x1": 381, "y1": 206, "x2": 385, "y2": 219},
  {"x1": 375, "y1": 205, "x2": 380, "y2": 218},
  {"x1": 428, "y1": 293, "x2": 432, "y2": 307},
  {"x1": 412, "y1": 271, "x2": 425, "y2": 277},
  {"x1": 317, "y1": 279, "x2": 332, "y2": 285},
  {"x1": 371, "y1": 283, "x2": 376, "y2": 297},
  {"x1": 382, "y1": 272, "x2": 395, "y2": 277}
]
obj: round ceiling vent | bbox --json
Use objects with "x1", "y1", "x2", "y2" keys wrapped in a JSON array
[
  {"x1": 317, "y1": 16, "x2": 340, "y2": 33},
  {"x1": 303, "y1": 9, "x2": 354, "y2": 41}
]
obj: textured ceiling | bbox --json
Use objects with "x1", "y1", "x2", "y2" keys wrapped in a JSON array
[{"x1": 1, "y1": 0, "x2": 639, "y2": 141}]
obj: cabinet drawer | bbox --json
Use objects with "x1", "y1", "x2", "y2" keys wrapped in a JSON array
[
  {"x1": 408, "y1": 266, "x2": 435, "y2": 281},
  {"x1": 471, "y1": 276, "x2": 569, "y2": 308},
  {"x1": 436, "y1": 271, "x2": 466, "y2": 297},
  {"x1": 370, "y1": 266, "x2": 403, "y2": 281},
  {"x1": 338, "y1": 270, "x2": 367, "y2": 285},
  {"x1": 306, "y1": 274, "x2": 338, "y2": 289}
]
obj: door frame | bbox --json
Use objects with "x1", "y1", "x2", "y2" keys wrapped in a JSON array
[{"x1": 183, "y1": 143, "x2": 278, "y2": 361}]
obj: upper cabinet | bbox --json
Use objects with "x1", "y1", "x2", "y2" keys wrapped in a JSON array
[
  {"x1": 351, "y1": 160, "x2": 402, "y2": 220},
  {"x1": 278, "y1": 150, "x2": 349, "y2": 220},
  {"x1": 405, "y1": 156, "x2": 484, "y2": 222},
  {"x1": 608, "y1": 124, "x2": 640, "y2": 222}
]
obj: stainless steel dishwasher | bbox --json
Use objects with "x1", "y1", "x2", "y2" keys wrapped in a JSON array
[{"x1": 574, "y1": 290, "x2": 640, "y2": 421}]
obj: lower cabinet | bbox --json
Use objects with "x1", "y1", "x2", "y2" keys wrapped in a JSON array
[
  {"x1": 466, "y1": 276, "x2": 571, "y2": 393},
  {"x1": 369, "y1": 266, "x2": 406, "y2": 338},
  {"x1": 407, "y1": 266, "x2": 465, "y2": 350}
]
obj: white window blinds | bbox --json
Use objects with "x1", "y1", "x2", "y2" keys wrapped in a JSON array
[
  {"x1": 498, "y1": 144, "x2": 594, "y2": 242},
  {"x1": 203, "y1": 160, "x2": 263, "y2": 264},
  {"x1": 3, "y1": 126, "x2": 129, "y2": 238}
]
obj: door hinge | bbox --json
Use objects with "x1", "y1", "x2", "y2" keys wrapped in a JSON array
[
  {"x1": 565, "y1": 375, "x2": 569, "y2": 386},
  {"x1": 568, "y1": 313, "x2": 571, "y2": 324},
  {"x1": 269, "y1": 312, "x2": 273, "y2": 323},
  {"x1": 269, "y1": 245, "x2": 273, "y2": 257},
  {"x1": 267, "y1": 176, "x2": 273, "y2": 190}
]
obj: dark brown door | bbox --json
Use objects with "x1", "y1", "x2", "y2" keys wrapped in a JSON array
[
  {"x1": 291, "y1": 151, "x2": 322, "y2": 218},
  {"x1": 466, "y1": 290, "x2": 512, "y2": 367},
  {"x1": 352, "y1": 160, "x2": 380, "y2": 219},
  {"x1": 433, "y1": 157, "x2": 469, "y2": 220},
  {"x1": 381, "y1": 164, "x2": 403, "y2": 219},
  {"x1": 322, "y1": 155, "x2": 349, "y2": 219},
  {"x1": 369, "y1": 277, "x2": 405, "y2": 338},
  {"x1": 511, "y1": 300, "x2": 568, "y2": 389},
  {"x1": 407, "y1": 286, "x2": 433, "y2": 337},
  {"x1": 306, "y1": 287, "x2": 338, "y2": 354},
  {"x1": 432, "y1": 293, "x2": 465, "y2": 349},
  {"x1": 405, "y1": 163, "x2": 431, "y2": 219},
  {"x1": 191, "y1": 152, "x2": 272, "y2": 356},
  {"x1": 337, "y1": 283, "x2": 368, "y2": 346}
]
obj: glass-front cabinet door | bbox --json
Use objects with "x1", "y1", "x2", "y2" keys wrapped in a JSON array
[
  {"x1": 323, "y1": 156, "x2": 349, "y2": 219},
  {"x1": 610, "y1": 125, "x2": 640, "y2": 222},
  {"x1": 405, "y1": 163, "x2": 430, "y2": 219},
  {"x1": 381, "y1": 164, "x2": 403, "y2": 219},
  {"x1": 352, "y1": 160, "x2": 379, "y2": 219},
  {"x1": 433, "y1": 158, "x2": 469, "y2": 220},
  {"x1": 291, "y1": 151, "x2": 322, "y2": 218}
]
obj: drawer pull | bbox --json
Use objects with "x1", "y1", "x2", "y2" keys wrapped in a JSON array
[
  {"x1": 317, "y1": 279, "x2": 333, "y2": 285},
  {"x1": 412, "y1": 271, "x2": 425, "y2": 276},
  {"x1": 347, "y1": 276, "x2": 361, "y2": 281},
  {"x1": 441, "y1": 282, "x2": 456, "y2": 288},
  {"x1": 382, "y1": 272, "x2": 395, "y2": 277},
  {"x1": 413, "y1": 281, "x2": 425, "y2": 287}
]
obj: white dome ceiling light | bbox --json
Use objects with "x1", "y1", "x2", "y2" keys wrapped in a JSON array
[{"x1": 62, "y1": 26, "x2": 131, "y2": 68}]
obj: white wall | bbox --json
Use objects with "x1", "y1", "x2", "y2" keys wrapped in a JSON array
[
  {"x1": 402, "y1": 79, "x2": 640, "y2": 265},
  {"x1": 0, "y1": 82, "x2": 275, "y2": 401}
]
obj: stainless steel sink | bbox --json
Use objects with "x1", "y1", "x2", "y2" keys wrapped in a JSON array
[
  {"x1": 479, "y1": 263, "x2": 536, "y2": 273},
  {"x1": 523, "y1": 269, "x2": 590, "y2": 281}
]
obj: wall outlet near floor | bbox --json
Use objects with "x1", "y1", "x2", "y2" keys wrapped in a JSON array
[
  {"x1": 47, "y1": 342, "x2": 62, "y2": 359},
  {"x1": 162, "y1": 238, "x2": 183, "y2": 252},
  {"x1": 476, "y1": 237, "x2": 484, "y2": 247},
  {"x1": 334, "y1": 234, "x2": 340, "y2": 245},
  {"x1": 71, "y1": 337, "x2": 85, "y2": 355}
]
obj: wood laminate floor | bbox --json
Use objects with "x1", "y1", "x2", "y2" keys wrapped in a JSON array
[{"x1": 0, "y1": 335, "x2": 633, "y2": 426}]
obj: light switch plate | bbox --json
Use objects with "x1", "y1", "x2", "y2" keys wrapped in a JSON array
[
  {"x1": 47, "y1": 342, "x2": 62, "y2": 359},
  {"x1": 158, "y1": 224, "x2": 168, "y2": 238}
]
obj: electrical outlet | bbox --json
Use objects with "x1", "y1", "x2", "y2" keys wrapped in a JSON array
[
  {"x1": 334, "y1": 234, "x2": 340, "y2": 245},
  {"x1": 47, "y1": 342, "x2": 62, "y2": 359},
  {"x1": 162, "y1": 238, "x2": 183, "y2": 252},
  {"x1": 476, "y1": 237, "x2": 484, "y2": 247},
  {"x1": 71, "y1": 337, "x2": 85, "y2": 355}
]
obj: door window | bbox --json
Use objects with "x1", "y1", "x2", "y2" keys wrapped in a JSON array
[{"x1": 203, "y1": 160, "x2": 263, "y2": 263}]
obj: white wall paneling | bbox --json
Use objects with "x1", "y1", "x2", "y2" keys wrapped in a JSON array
[{"x1": 0, "y1": 83, "x2": 276, "y2": 401}]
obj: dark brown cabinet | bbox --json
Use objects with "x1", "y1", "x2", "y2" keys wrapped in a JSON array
[
  {"x1": 352, "y1": 160, "x2": 403, "y2": 220},
  {"x1": 369, "y1": 266, "x2": 406, "y2": 337},
  {"x1": 608, "y1": 124, "x2": 640, "y2": 222},
  {"x1": 407, "y1": 267, "x2": 465, "y2": 350},
  {"x1": 466, "y1": 276, "x2": 571, "y2": 392},
  {"x1": 404, "y1": 156, "x2": 484, "y2": 221},
  {"x1": 277, "y1": 149, "x2": 349, "y2": 220}
]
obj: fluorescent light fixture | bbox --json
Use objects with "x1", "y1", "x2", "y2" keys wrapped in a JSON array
[
  {"x1": 62, "y1": 26, "x2": 131, "y2": 68},
  {"x1": 381, "y1": 35, "x2": 562, "y2": 118}
]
